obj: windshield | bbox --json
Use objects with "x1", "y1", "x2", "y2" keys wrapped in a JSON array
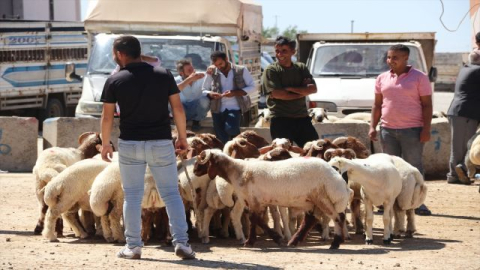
[
  {"x1": 88, "y1": 35, "x2": 216, "y2": 76},
  {"x1": 312, "y1": 44, "x2": 426, "y2": 77}
]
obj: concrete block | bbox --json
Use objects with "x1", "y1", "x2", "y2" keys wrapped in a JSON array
[
  {"x1": 0, "y1": 117, "x2": 38, "y2": 172},
  {"x1": 369, "y1": 118, "x2": 450, "y2": 178},
  {"x1": 313, "y1": 122, "x2": 371, "y2": 148},
  {"x1": 43, "y1": 117, "x2": 120, "y2": 150}
]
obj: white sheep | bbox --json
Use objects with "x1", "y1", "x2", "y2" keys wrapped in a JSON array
[
  {"x1": 343, "y1": 112, "x2": 371, "y2": 123},
  {"x1": 308, "y1": 108, "x2": 329, "y2": 124},
  {"x1": 390, "y1": 155, "x2": 428, "y2": 238},
  {"x1": 194, "y1": 149, "x2": 352, "y2": 249},
  {"x1": 254, "y1": 108, "x2": 272, "y2": 128},
  {"x1": 42, "y1": 159, "x2": 110, "y2": 242},
  {"x1": 33, "y1": 132, "x2": 104, "y2": 235},
  {"x1": 328, "y1": 154, "x2": 403, "y2": 245}
]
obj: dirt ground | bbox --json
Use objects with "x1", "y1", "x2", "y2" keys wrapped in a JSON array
[{"x1": 0, "y1": 173, "x2": 479, "y2": 270}]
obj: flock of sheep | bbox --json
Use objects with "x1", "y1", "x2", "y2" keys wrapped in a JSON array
[{"x1": 31, "y1": 124, "x2": 429, "y2": 251}]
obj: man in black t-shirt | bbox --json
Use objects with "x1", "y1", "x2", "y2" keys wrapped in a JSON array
[{"x1": 100, "y1": 36, "x2": 195, "y2": 260}]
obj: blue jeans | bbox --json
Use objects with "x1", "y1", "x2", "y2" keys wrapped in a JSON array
[
  {"x1": 182, "y1": 97, "x2": 210, "y2": 122},
  {"x1": 118, "y1": 139, "x2": 189, "y2": 248},
  {"x1": 380, "y1": 127, "x2": 425, "y2": 174},
  {"x1": 212, "y1": 109, "x2": 241, "y2": 144}
]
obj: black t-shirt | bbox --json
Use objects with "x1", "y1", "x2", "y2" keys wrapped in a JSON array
[{"x1": 101, "y1": 62, "x2": 180, "y2": 141}]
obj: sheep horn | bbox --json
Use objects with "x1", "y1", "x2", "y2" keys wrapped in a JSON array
[
  {"x1": 324, "y1": 148, "x2": 336, "y2": 161},
  {"x1": 313, "y1": 141, "x2": 323, "y2": 150},
  {"x1": 345, "y1": 148, "x2": 357, "y2": 159},
  {"x1": 235, "y1": 138, "x2": 247, "y2": 148},
  {"x1": 78, "y1": 132, "x2": 96, "y2": 145},
  {"x1": 197, "y1": 150, "x2": 212, "y2": 165}
]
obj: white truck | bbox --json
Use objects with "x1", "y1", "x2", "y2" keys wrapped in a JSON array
[
  {"x1": 0, "y1": 21, "x2": 87, "y2": 121},
  {"x1": 297, "y1": 32, "x2": 437, "y2": 117},
  {"x1": 68, "y1": 0, "x2": 263, "y2": 126}
]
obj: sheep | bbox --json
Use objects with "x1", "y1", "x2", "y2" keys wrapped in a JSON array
[
  {"x1": 343, "y1": 112, "x2": 371, "y2": 123},
  {"x1": 195, "y1": 133, "x2": 224, "y2": 150},
  {"x1": 42, "y1": 159, "x2": 110, "y2": 242},
  {"x1": 254, "y1": 108, "x2": 272, "y2": 128},
  {"x1": 235, "y1": 130, "x2": 270, "y2": 149},
  {"x1": 390, "y1": 156, "x2": 428, "y2": 238},
  {"x1": 198, "y1": 138, "x2": 261, "y2": 244},
  {"x1": 303, "y1": 139, "x2": 338, "y2": 158},
  {"x1": 332, "y1": 136, "x2": 370, "y2": 159},
  {"x1": 258, "y1": 138, "x2": 304, "y2": 156},
  {"x1": 465, "y1": 131, "x2": 480, "y2": 182},
  {"x1": 328, "y1": 154, "x2": 403, "y2": 245},
  {"x1": 33, "y1": 132, "x2": 105, "y2": 235},
  {"x1": 432, "y1": 111, "x2": 447, "y2": 119},
  {"x1": 308, "y1": 108, "x2": 329, "y2": 124},
  {"x1": 194, "y1": 149, "x2": 352, "y2": 249}
]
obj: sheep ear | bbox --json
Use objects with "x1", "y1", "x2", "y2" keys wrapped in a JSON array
[
  {"x1": 290, "y1": 146, "x2": 304, "y2": 155},
  {"x1": 259, "y1": 145, "x2": 273, "y2": 154},
  {"x1": 96, "y1": 144, "x2": 102, "y2": 152},
  {"x1": 207, "y1": 160, "x2": 218, "y2": 179}
]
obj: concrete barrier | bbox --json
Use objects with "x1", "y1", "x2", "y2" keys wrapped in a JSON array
[
  {"x1": 369, "y1": 118, "x2": 450, "y2": 177},
  {"x1": 0, "y1": 117, "x2": 38, "y2": 172},
  {"x1": 43, "y1": 117, "x2": 120, "y2": 150},
  {"x1": 313, "y1": 122, "x2": 371, "y2": 148}
]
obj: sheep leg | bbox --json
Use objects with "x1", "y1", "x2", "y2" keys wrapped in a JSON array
[
  {"x1": 63, "y1": 210, "x2": 88, "y2": 239},
  {"x1": 244, "y1": 213, "x2": 260, "y2": 247},
  {"x1": 42, "y1": 208, "x2": 60, "y2": 242},
  {"x1": 201, "y1": 207, "x2": 216, "y2": 244},
  {"x1": 278, "y1": 207, "x2": 292, "y2": 241},
  {"x1": 230, "y1": 201, "x2": 247, "y2": 244},
  {"x1": 405, "y1": 209, "x2": 416, "y2": 238},
  {"x1": 34, "y1": 203, "x2": 48, "y2": 235},
  {"x1": 80, "y1": 210, "x2": 96, "y2": 237},
  {"x1": 141, "y1": 209, "x2": 153, "y2": 244},
  {"x1": 382, "y1": 202, "x2": 394, "y2": 244},
  {"x1": 110, "y1": 208, "x2": 125, "y2": 243},
  {"x1": 94, "y1": 216, "x2": 103, "y2": 237},
  {"x1": 254, "y1": 212, "x2": 284, "y2": 246},
  {"x1": 330, "y1": 212, "x2": 346, "y2": 249},
  {"x1": 318, "y1": 213, "x2": 331, "y2": 240},
  {"x1": 364, "y1": 199, "x2": 374, "y2": 245},
  {"x1": 154, "y1": 208, "x2": 168, "y2": 241},
  {"x1": 54, "y1": 217, "x2": 64, "y2": 238},
  {"x1": 288, "y1": 212, "x2": 317, "y2": 247},
  {"x1": 100, "y1": 215, "x2": 114, "y2": 242},
  {"x1": 393, "y1": 204, "x2": 406, "y2": 238},
  {"x1": 241, "y1": 212, "x2": 250, "y2": 237},
  {"x1": 220, "y1": 208, "x2": 231, "y2": 238},
  {"x1": 269, "y1": 206, "x2": 284, "y2": 239},
  {"x1": 350, "y1": 198, "x2": 364, "y2": 235}
]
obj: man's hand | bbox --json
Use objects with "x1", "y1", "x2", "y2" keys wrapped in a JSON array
[
  {"x1": 208, "y1": 92, "x2": 223, "y2": 100},
  {"x1": 420, "y1": 128, "x2": 431, "y2": 143},
  {"x1": 222, "y1": 90, "x2": 234, "y2": 98},
  {"x1": 206, "y1": 65, "x2": 216, "y2": 75},
  {"x1": 187, "y1": 71, "x2": 205, "y2": 82},
  {"x1": 368, "y1": 127, "x2": 378, "y2": 142},
  {"x1": 303, "y1": 78, "x2": 312, "y2": 86},
  {"x1": 175, "y1": 137, "x2": 189, "y2": 156},
  {"x1": 101, "y1": 144, "x2": 113, "y2": 162}
]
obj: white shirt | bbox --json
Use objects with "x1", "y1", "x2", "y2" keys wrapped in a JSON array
[
  {"x1": 202, "y1": 66, "x2": 255, "y2": 112},
  {"x1": 174, "y1": 75, "x2": 205, "y2": 103}
]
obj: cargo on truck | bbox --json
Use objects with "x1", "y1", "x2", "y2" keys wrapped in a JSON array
[
  {"x1": 297, "y1": 32, "x2": 437, "y2": 117},
  {"x1": 68, "y1": 0, "x2": 263, "y2": 126},
  {"x1": 0, "y1": 21, "x2": 87, "y2": 122}
]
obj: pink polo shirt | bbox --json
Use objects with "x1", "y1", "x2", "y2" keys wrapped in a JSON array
[{"x1": 375, "y1": 66, "x2": 432, "y2": 129}]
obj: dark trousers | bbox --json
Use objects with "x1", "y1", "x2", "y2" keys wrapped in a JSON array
[
  {"x1": 270, "y1": 117, "x2": 319, "y2": 148},
  {"x1": 447, "y1": 115, "x2": 479, "y2": 180},
  {"x1": 212, "y1": 109, "x2": 241, "y2": 144}
]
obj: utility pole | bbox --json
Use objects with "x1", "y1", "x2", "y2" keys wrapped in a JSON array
[
  {"x1": 351, "y1": 20, "x2": 354, "y2": 33},
  {"x1": 274, "y1": 15, "x2": 280, "y2": 38},
  {"x1": 49, "y1": 0, "x2": 54, "y2": 21}
]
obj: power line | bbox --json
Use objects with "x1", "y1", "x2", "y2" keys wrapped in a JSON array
[{"x1": 438, "y1": 0, "x2": 479, "y2": 32}]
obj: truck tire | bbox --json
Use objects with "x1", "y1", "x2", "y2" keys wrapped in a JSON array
[{"x1": 39, "y1": 97, "x2": 65, "y2": 122}]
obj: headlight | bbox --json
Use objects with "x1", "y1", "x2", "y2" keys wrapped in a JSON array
[
  {"x1": 80, "y1": 102, "x2": 103, "y2": 113},
  {"x1": 314, "y1": 102, "x2": 337, "y2": 112}
]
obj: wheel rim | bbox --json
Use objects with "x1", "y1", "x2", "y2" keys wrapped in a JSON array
[{"x1": 48, "y1": 103, "x2": 63, "y2": 117}]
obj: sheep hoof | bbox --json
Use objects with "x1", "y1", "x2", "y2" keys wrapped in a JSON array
[
  {"x1": 201, "y1": 237, "x2": 210, "y2": 244},
  {"x1": 238, "y1": 239, "x2": 246, "y2": 245},
  {"x1": 34, "y1": 225, "x2": 43, "y2": 235},
  {"x1": 389, "y1": 234, "x2": 394, "y2": 241},
  {"x1": 244, "y1": 239, "x2": 255, "y2": 247},
  {"x1": 383, "y1": 239, "x2": 391, "y2": 245},
  {"x1": 365, "y1": 239, "x2": 373, "y2": 245},
  {"x1": 49, "y1": 238, "x2": 59, "y2": 243},
  {"x1": 329, "y1": 235, "x2": 343, "y2": 249},
  {"x1": 405, "y1": 230, "x2": 415, "y2": 238},
  {"x1": 392, "y1": 234, "x2": 401, "y2": 239}
]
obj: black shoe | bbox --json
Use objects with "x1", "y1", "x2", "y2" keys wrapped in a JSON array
[
  {"x1": 415, "y1": 204, "x2": 431, "y2": 216},
  {"x1": 191, "y1": 120, "x2": 201, "y2": 131}
]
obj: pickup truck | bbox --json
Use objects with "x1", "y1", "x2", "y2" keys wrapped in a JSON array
[{"x1": 297, "y1": 32, "x2": 437, "y2": 117}]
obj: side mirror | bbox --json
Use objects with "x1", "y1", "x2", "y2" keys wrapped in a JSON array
[
  {"x1": 428, "y1": 67, "x2": 437, "y2": 83},
  {"x1": 65, "y1": 62, "x2": 82, "y2": 82}
]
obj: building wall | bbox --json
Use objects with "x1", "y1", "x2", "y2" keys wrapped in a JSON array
[
  {"x1": 0, "y1": 0, "x2": 81, "y2": 21},
  {"x1": 54, "y1": 0, "x2": 81, "y2": 21},
  {"x1": 23, "y1": 0, "x2": 49, "y2": 20}
]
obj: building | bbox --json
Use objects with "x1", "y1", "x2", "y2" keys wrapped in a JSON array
[{"x1": 0, "y1": 0, "x2": 81, "y2": 21}]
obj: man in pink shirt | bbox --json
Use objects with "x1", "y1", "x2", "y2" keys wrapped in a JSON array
[{"x1": 369, "y1": 44, "x2": 433, "y2": 216}]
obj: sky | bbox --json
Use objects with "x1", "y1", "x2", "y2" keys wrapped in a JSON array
[
  {"x1": 81, "y1": 0, "x2": 478, "y2": 53},
  {"x1": 258, "y1": 0, "x2": 476, "y2": 52}
]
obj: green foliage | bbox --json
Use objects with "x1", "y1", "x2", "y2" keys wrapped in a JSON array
[{"x1": 262, "y1": 25, "x2": 307, "y2": 39}]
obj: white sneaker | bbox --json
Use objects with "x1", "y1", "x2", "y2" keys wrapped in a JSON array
[
  {"x1": 174, "y1": 243, "x2": 196, "y2": 260},
  {"x1": 116, "y1": 245, "x2": 142, "y2": 259}
]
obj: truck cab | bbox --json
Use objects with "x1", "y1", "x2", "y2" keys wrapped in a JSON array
[
  {"x1": 297, "y1": 33, "x2": 437, "y2": 117},
  {"x1": 75, "y1": 34, "x2": 234, "y2": 117}
]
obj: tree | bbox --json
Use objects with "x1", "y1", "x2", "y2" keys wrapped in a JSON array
[
  {"x1": 281, "y1": 25, "x2": 307, "y2": 40},
  {"x1": 262, "y1": 26, "x2": 279, "y2": 38}
]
